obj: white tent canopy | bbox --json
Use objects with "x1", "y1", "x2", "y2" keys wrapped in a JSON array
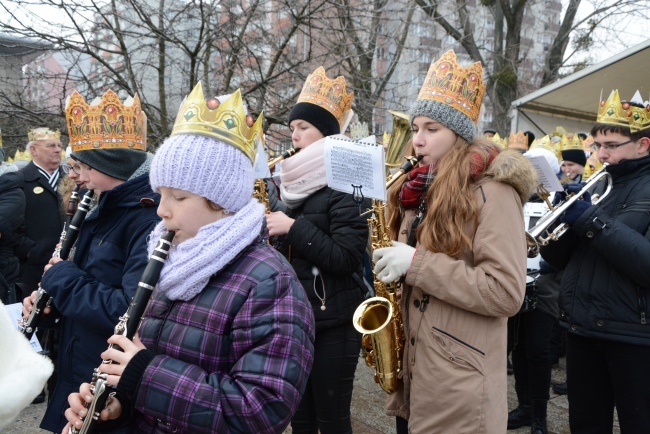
[{"x1": 510, "y1": 39, "x2": 650, "y2": 136}]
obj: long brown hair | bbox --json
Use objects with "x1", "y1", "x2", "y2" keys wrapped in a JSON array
[{"x1": 387, "y1": 136, "x2": 492, "y2": 258}]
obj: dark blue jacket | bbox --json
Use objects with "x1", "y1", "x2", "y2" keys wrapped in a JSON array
[
  {"x1": 0, "y1": 168, "x2": 26, "y2": 300},
  {"x1": 38, "y1": 171, "x2": 160, "y2": 432},
  {"x1": 541, "y1": 155, "x2": 650, "y2": 346}
]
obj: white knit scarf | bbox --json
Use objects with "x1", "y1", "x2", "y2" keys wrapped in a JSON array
[
  {"x1": 279, "y1": 137, "x2": 333, "y2": 209},
  {"x1": 147, "y1": 198, "x2": 265, "y2": 301}
]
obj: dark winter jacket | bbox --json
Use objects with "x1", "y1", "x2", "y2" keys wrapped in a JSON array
[
  {"x1": 275, "y1": 187, "x2": 368, "y2": 331},
  {"x1": 38, "y1": 163, "x2": 160, "y2": 432},
  {"x1": 112, "y1": 239, "x2": 315, "y2": 434},
  {"x1": 18, "y1": 161, "x2": 65, "y2": 296},
  {"x1": 541, "y1": 155, "x2": 650, "y2": 346},
  {"x1": 0, "y1": 166, "x2": 26, "y2": 298}
]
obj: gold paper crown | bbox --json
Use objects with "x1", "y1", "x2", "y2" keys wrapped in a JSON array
[
  {"x1": 551, "y1": 126, "x2": 566, "y2": 138},
  {"x1": 14, "y1": 149, "x2": 32, "y2": 162},
  {"x1": 583, "y1": 153, "x2": 603, "y2": 180},
  {"x1": 28, "y1": 127, "x2": 61, "y2": 142},
  {"x1": 562, "y1": 133, "x2": 583, "y2": 151},
  {"x1": 530, "y1": 135, "x2": 560, "y2": 158},
  {"x1": 417, "y1": 50, "x2": 485, "y2": 122},
  {"x1": 296, "y1": 67, "x2": 353, "y2": 130},
  {"x1": 171, "y1": 83, "x2": 263, "y2": 162},
  {"x1": 66, "y1": 90, "x2": 146, "y2": 152},
  {"x1": 491, "y1": 133, "x2": 507, "y2": 148},
  {"x1": 508, "y1": 131, "x2": 528, "y2": 150},
  {"x1": 597, "y1": 90, "x2": 629, "y2": 127},
  {"x1": 582, "y1": 135, "x2": 594, "y2": 153},
  {"x1": 627, "y1": 91, "x2": 650, "y2": 133}
]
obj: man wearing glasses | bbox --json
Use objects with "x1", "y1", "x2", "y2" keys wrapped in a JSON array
[
  {"x1": 541, "y1": 90, "x2": 650, "y2": 433},
  {"x1": 17, "y1": 128, "x2": 65, "y2": 299}
]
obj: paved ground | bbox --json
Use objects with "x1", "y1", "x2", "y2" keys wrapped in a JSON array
[{"x1": 3, "y1": 356, "x2": 618, "y2": 434}]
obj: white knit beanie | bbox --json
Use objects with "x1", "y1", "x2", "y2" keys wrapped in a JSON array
[{"x1": 150, "y1": 134, "x2": 254, "y2": 212}]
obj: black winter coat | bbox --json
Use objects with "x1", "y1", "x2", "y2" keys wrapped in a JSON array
[
  {"x1": 541, "y1": 155, "x2": 650, "y2": 346},
  {"x1": 0, "y1": 168, "x2": 26, "y2": 292},
  {"x1": 18, "y1": 161, "x2": 65, "y2": 296},
  {"x1": 275, "y1": 187, "x2": 369, "y2": 331}
]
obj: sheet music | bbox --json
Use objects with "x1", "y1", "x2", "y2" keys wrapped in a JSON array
[
  {"x1": 324, "y1": 136, "x2": 386, "y2": 201},
  {"x1": 4, "y1": 302, "x2": 42, "y2": 352},
  {"x1": 253, "y1": 139, "x2": 271, "y2": 179},
  {"x1": 526, "y1": 155, "x2": 563, "y2": 192}
]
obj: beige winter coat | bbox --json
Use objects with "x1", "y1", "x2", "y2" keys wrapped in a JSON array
[{"x1": 385, "y1": 149, "x2": 537, "y2": 433}]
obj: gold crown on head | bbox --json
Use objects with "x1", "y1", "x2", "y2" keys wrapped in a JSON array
[
  {"x1": 491, "y1": 133, "x2": 507, "y2": 148},
  {"x1": 171, "y1": 83, "x2": 263, "y2": 162},
  {"x1": 417, "y1": 50, "x2": 485, "y2": 122},
  {"x1": 597, "y1": 90, "x2": 629, "y2": 127},
  {"x1": 561, "y1": 133, "x2": 583, "y2": 151},
  {"x1": 628, "y1": 90, "x2": 650, "y2": 133},
  {"x1": 297, "y1": 67, "x2": 353, "y2": 130},
  {"x1": 508, "y1": 131, "x2": 528, "y2": 150},
  {"x1": 530, "y1": 135, "x2": 560, "y2": 159},
  {"x1": 65, "y1": 90, "x2": 146, "y2": 152},
  {"x1": 28, "y1": 127, "x2": 61, "y2": 142}
]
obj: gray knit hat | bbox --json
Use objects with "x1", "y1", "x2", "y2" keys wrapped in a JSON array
[
  {"x1": 72, "y1": 148, "x2": 147, "y2": 181},
  {"x1": 410, "y1": 50, "x2": 486, "y2": 143},
  {"x1": 410, "y1": 99, "x2": 478, "y2": 142}
]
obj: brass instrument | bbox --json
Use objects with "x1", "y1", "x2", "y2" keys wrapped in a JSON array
[
  {"x1": 384, "y1": 111, "x2": 413, "y2": 176},
  {"x1": 526, "y1": 165, "x2": 612, "y2": 257},
  {"x1": 268, "y1": 147, "x2": 300, "y2": 170},
  {"x1": 352, "y1": 155, "x2": 421, "y2": 394},
  {"x1": 255, "y1": 147, "x2": 300, "y2": 212}
]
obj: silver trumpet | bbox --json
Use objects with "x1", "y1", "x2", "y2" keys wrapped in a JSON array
[{"x1": 526, "y1": 165, "x2": 612, "y2": 257}]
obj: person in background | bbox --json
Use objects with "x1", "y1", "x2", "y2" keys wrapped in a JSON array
[
  {"x1": 484, "y1": 128, "x2": 497, "y2": 139},
  {"x1": 374, "y1": 50, "x2": 536, "y2": 434},
  {"x1": 265, "y1": 67, "x2": 369, "y2": 434},
  {"x1": 560, "y1": 135, "x2": 586, "y2": 183},
  {"x1": 63, "y1": 84, "x2": 314, "y2": 434},
  {"x1": 17, "y1": 127, "x2": 64, "y2": 299},
  {"x1": 541, "y1": 89, "x2": 650, "y2": 433},
  {"x1": 0, "y1": 134, "x2": 26, "y2": 305}
]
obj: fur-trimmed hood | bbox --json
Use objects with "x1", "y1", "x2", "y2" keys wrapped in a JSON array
[{"x1": 484, "y1": 148, "x2": 538, "y2": 205}]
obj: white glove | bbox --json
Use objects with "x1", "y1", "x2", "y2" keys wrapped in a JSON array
[{"x1": 372, "y1": 241, "x2": 416, "y2": 283}]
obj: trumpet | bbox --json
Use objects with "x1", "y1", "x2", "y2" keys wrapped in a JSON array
[{"x1": 526, "y1": 165, "x2": 612, "y2": 257}]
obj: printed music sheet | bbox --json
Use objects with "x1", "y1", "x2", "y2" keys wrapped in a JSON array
[
  {"x1": 4, "y1": 302, "x2": 43, "y2": 352},
  {"x1": 324, "y1": 136, "x2": 386, "y2": 201},
  {"x1": 525, "y1": 155, "x2": 563, "y2": 192}
]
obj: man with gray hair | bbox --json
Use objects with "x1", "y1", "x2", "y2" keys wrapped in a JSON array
[{"x1": 17, "y1": 127, "x2": 64, "y2": 298}]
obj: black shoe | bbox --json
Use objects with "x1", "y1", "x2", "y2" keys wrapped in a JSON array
[
  {"x1": 32, "y1": 389, "x2": 46, "y2": 404},
  {"x1": 507, "y1": 358, "x2": 514, "y2": 375},
  {"x1": 507, "y1": 405, "x2": 531, "y2": 430},
  {"x1": 552, "y1": 382, "x2": 567, "y2": 395},
  {"x1": 531, "y1": 399, "x2": 548, "y2": 434}
]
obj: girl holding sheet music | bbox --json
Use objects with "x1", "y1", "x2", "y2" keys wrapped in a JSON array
[
  {"x1": 372, "y1": 50, "x2": 537, "y2": 433},
  {"x1": 265, "y1": 67, "x2": 369, "y2": 434}
]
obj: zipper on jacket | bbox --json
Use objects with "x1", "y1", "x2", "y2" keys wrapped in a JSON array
[
  {"x1": 638, "y1": 287, "x2": 647, "y2": 325},
  {"x1": 431, "y1": 325, "x2": 485, "y2": 356},
  {"x1": 619, "y1": 200, "x2": 650, "y2": 213}
]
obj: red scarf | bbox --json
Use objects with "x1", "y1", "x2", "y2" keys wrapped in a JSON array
[{"x1": 398, "y1": 143, "x2": 500, "y2": 210}]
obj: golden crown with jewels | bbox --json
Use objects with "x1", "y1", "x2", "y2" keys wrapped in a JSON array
[
  {"x1": 28, "y1": 127, "x2": 61, "y2": 142},
  {"x1": 417, "y1": 50, "x2": 485, "y2": 122},
  {"x1": 296, "y1": 67, "x2": 354, "y2": 130},
  {"x1": 627, "y1": 91, "x2": 650, "y2": 133},
  {"x1": 65, "y1": 90, "x2": 147, "y2": 152},
  {"x1": 171, "y1": 82, "x2": 263, "y2": 162},
  {"x1": 596, "y1": 90, "x2": 629, "y2": 128},
  {"x1": 530, "y1": 135, "x2": 560, "y2": 159}
]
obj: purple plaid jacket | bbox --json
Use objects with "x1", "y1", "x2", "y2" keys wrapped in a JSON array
[{"x1": 131, "y1": 240, "x2": 315, "y2": 433}]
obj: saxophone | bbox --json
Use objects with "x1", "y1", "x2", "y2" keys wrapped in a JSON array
[
  {"x1": 352, "y1": 155, "x2": 421, "y2": 394},
  {"x1": 254, "y1": 147, "x2": 300, "y2": 212}
]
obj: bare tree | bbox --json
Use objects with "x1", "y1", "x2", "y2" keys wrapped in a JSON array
[{"x1": 413, "y1": 0, "x2": 646, "y2": 135}]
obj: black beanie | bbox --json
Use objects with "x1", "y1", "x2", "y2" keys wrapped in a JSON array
[
  {"x1": 561, "y1": 149, "x2": 587, "y2": 167},
  {"x1": 72, "y1": 148, "x2": 147, "y2": 180},
  {"x1": 288, "y1": 102, "x2": 340, "y2": 137}
]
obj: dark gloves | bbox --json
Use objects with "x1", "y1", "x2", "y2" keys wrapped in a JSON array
[
  {"x1": 560, "y1": 192, "x2": 592, "y2": 225},
  {"x1": 553, "y1": 183, "x2": 584, "y2": 206}
]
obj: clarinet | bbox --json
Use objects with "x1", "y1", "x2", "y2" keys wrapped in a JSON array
[
  {"x1": 19, "y1": 190, "x2": 95, "y2": 339},
  {"x1": 70, "y1": 230, "x2": 175, "y2": 434}
]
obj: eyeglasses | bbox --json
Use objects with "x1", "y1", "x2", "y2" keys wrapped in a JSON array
[
  {"x1": 60, "y1": 164, "x2": 80, "y2": 175},
  {"x1": 590, "y1": 139, "x2": 635, "y2": 152}
]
